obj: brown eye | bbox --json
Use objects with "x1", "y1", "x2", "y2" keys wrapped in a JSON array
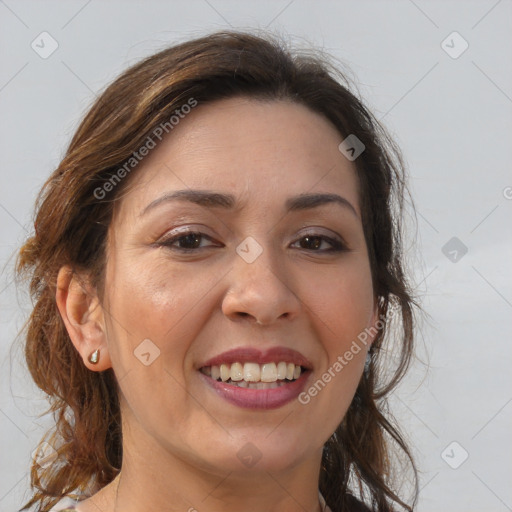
[
  {"x1": 158, "y1": 230, "x2": 221, "y2": 252},
  {"x1": 300, "y1": 236, "x2": 322, "y2": 250},
  {"x1": 175, "y1": 233, "x2": 203, "y2": 249},
  {"x1": 292, "y1": 233, "x2": 346, "y2": 252}
]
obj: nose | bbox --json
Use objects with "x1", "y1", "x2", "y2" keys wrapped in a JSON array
[{"x1": 221, "y1": 242, "x2": 302, "y2": 326}]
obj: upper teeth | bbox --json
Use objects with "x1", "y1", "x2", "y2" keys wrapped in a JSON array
[{"x1": 203, "y1": 361, "x2": 302, "y2": 383}]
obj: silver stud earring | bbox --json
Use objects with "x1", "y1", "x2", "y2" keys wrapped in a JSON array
[{"x1": 88, "y1": 348, "x2": 100, "y2": 365}]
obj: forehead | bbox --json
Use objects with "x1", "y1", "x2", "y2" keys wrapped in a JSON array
[{"x1": 115, "y1": 97, "x2": 360, "y2": 220}]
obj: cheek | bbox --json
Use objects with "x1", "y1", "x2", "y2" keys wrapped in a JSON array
[
  {"x1": 103, "y1": 257, "x2": 223, "y2": 370},
  {"x1": 292, "y1": 260, "x2": 374, "y2": 439},
  {"x1": 303, "y1": 258, "x2": 375, "y2": 348},
  {"x1": 102, "y1": 259, "x2": 222, "y2": 436}
]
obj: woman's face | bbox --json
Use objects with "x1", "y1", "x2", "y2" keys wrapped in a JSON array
[{"x1": 101, "y1": 97, "x2": 378, "y2": 475}]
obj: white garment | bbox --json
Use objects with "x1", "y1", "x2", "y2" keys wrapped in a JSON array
[{"x1": 48, "y1": 496, "x2": 81, "y2": 511}]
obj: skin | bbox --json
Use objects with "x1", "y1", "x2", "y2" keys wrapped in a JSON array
[{"x1": 56, "y1": 97, "x2": 379, "y2": 512}]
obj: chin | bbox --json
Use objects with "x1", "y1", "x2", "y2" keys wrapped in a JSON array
[{"x1": 201, "y1": 434, "x2": 314, "y2": 475}]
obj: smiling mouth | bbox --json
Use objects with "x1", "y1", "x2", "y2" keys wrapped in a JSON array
[{"x1": 200, "y1": 361, "x2": 306, "y2": 389}]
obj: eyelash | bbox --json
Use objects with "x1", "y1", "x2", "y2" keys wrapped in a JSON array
[{"x1": 157, "y1": 229, "x2": 347, "y2": 253}]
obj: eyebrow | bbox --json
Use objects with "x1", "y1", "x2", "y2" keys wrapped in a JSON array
[{"x1": 140, "y1": 189, "x2": 358, "y2": 218}]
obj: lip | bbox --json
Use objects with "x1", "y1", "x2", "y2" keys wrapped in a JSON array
[
  {"x1": 199, "y1": 370, "x2": 311, "y2": 409},
  {"x1": 198, "y1": 346, "x2": 313, "y2": 370}
]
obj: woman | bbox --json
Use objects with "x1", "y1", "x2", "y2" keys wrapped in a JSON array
[{"x1": 18, "y1": 31, "x2": 418, "y2": 512}]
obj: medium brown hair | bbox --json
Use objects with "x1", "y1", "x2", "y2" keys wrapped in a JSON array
[{"x1": 17, "y1": 30, "x2": 418, "y2": 512}]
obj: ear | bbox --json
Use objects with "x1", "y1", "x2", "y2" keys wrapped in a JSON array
[{"x1": 55, "y1": 265, "x2": 112, "y2": 371}]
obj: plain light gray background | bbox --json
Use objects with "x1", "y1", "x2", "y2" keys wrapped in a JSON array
[{"x1": 1, "y1": 1, "x2": 511, "y2": 511}]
